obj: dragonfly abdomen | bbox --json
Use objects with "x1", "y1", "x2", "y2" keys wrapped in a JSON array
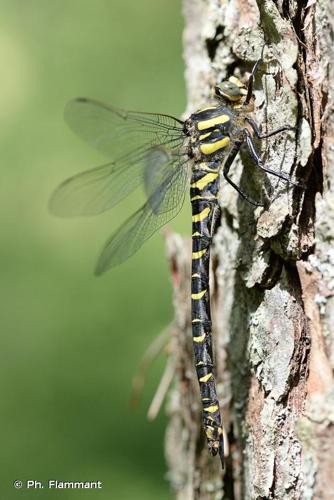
[{"x1": 190, "y1": 161, "x2": 224, "y2": 466}]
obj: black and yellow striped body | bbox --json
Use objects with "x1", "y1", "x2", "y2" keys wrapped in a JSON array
[
  {"x1": 190, "y1": 160, "x2": 224, "y2": 463},
  {"x1": 52, "y1": 49, "x2": 294, "y2": 470},
  {"x1": 186, "y1": 105, "x2": 234, "y2": 466},
  {"x1": 185, "y1": 105, "x2": 234, "y2": 162}
]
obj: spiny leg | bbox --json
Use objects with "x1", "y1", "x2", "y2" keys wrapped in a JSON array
[
  {"x1": 223, "y1": 142, "x2": 264, "y2": 207},
  {"x1": 245, "y1": 116, "x2": 295, "y2": 139},
  {"x1": 244, "y1": 43, "x2": 266, "y2": 106},
  {"x1": 210, "y1": 202, "x2": 222, "y2": 238},
  {"x1": 242, "y1": 128, "x2": 303, "y2": 187}
]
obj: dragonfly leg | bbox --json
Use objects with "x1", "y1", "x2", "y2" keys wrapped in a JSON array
[
  {"x1": 243, "y1": 128, "x2": 303, "y2": 188},
  {"x1": 244, "y1": 43, "x2": 266, "y2": 106},
  {"x1": 245, "y1": 117, "x2": 295, "y2": 139},
  {"x1": 223, "y1": 142, "x2": 264, "y2": 206},
  {"x1": 209, "y1": 203, "x2": 222, "y2": 240}
]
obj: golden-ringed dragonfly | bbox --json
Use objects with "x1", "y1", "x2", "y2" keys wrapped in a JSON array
[{"x1": 50, "y1": 46, "x2": 300, "y2": 468}]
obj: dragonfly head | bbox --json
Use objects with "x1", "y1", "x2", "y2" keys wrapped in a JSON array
[{"x1": 215, "y1": 76, "x2": 247, "y2": 104}]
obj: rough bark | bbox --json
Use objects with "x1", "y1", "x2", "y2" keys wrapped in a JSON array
[{"x1": 164, "y1": 1, "x2": 334, "y2": 499}]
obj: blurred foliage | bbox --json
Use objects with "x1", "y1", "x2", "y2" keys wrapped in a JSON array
[{"x1": 0, "y1": 1, "x2": 186, "y2": 498}]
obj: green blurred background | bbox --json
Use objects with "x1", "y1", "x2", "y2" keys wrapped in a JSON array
[{"x1": 0, "y1": 1, "x2": 187, "y2": 498}]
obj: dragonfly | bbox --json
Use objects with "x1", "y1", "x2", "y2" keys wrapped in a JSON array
[{"x1": 50, "y1": 45, "x2": 300, "y2": 468}]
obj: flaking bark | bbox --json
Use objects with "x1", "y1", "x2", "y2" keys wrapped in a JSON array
[{"x1": 164, "y1": 1, "x2": 334, "y2": 499}]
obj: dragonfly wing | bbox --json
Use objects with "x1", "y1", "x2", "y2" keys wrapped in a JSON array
[
  {"x1": 49, "y1": 160, "x2": 144, "y2": 217},
  {"x1": 64, "y1": 98, "x2": 185, "y2": 159},
  {"x1": 50, "y1": 98, "x2": 186, "y2": 217},
  {"x1": 95, "y1": 159, "x2": 189, "y2": 275}
]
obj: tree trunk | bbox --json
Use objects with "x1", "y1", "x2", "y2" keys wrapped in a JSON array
[{"x1": 164, "y1": 1, "x2": 334, "y2": 498}]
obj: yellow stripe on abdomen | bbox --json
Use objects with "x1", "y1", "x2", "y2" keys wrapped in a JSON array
[
  {"x1": 192, "y1": 248, "x2": 207, "y2": 260},
  {"x1": 191, "y1": 172, "x2": 218, "y2": 190},
  {"x1": 192, "y1": 207, "x2": 210, "y2": 222},
  {"x1": 191, "y1": 195, "x2": 215, "y2": 201},
  {"x1": 191, "y1": 290, "x2": 207, "y2": 300},
  {"x1": 193, "y1": 333, "x2": 206, "y2": 342},
  {"x1": 200, "y1": 137, "x2": 230, "y2": 155},
  {"x1": 204, "y1": 404, "x2": 219, "y2": 413},
  {"x1": 191, "y1": 290, "x2": 206, "y2": 300},
  {"x1": 199, "y1": 373, "x2": 213, "y2": 383}
]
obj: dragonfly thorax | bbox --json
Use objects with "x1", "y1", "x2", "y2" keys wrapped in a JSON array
[{"x1": 185, "y1": 105, "x2": 234, "y2": 162}]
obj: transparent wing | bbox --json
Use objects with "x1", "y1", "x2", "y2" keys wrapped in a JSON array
[
  {"x1": 95, "y1": 158, "x2": 189, "y2": 275},
  {"x1": 50, "y1": 98, "x2": 186, "y2": 216},
  {"x1": 64, "y1": 97, "x2": 185, "y2": 160},
  {"x1": 49, "y1": 159, "x2": 144, "y2": 216}
]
